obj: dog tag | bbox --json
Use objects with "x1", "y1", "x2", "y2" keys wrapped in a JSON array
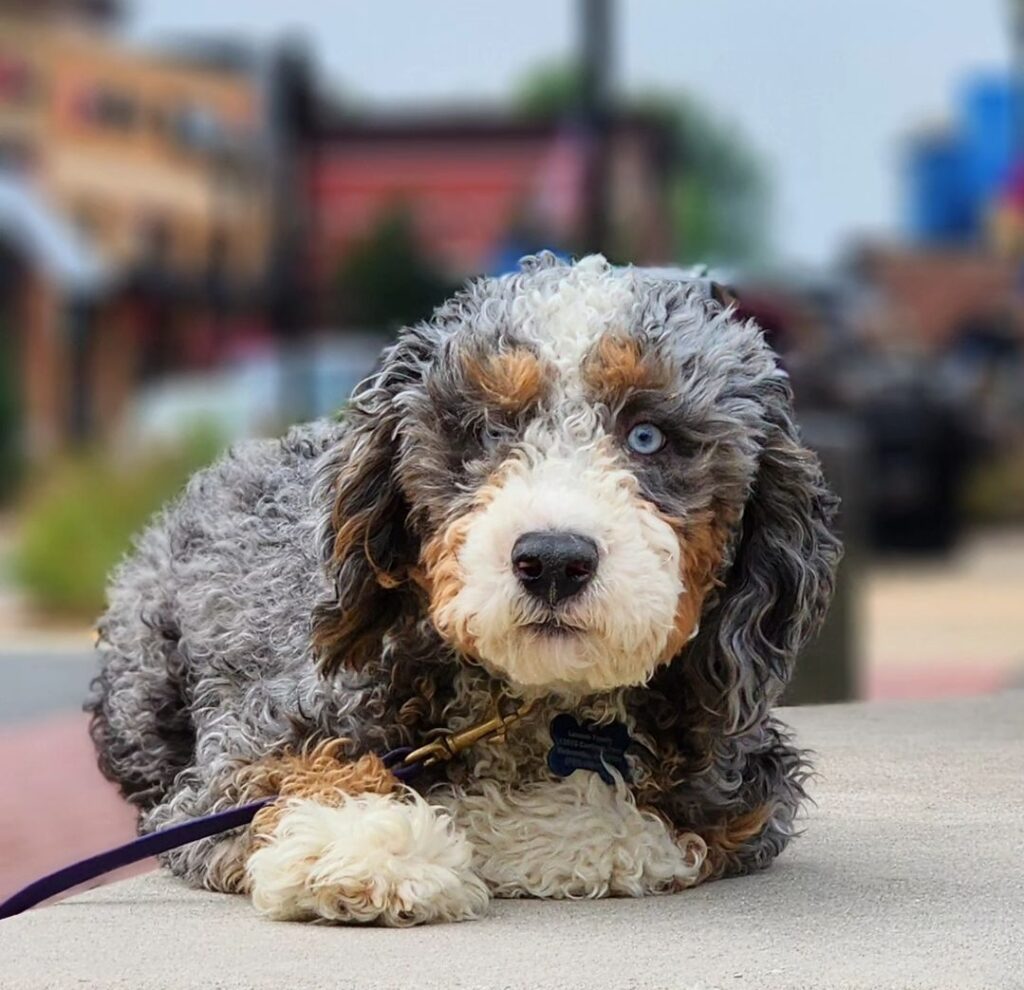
[{"x1": 547, "y1": 713, "x2": 632, "y2": 785}]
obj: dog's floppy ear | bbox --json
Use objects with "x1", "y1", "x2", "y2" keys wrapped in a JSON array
[
  {"x1": 696, "y1": 375, "x2": 842, "y2": 732},
  {"x1": 312, "y1": 327, "x2": 435, "y2": 676}
]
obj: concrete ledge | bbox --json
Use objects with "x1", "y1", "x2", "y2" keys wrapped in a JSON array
[{"x1": 4, "y1": 692, "x2": 1022, "y2": 990}]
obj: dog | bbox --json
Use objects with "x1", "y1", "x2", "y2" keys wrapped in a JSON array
[{"x1": 87, "y1": 253, "x2": 841, "y2": 926}]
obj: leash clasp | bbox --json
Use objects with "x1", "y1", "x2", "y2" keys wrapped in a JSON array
[{"x1": 390, "y1": 697, "x2": 537, "y2": 778}]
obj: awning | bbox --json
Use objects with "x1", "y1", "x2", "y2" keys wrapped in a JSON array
[{"x1": 0, "y1": 174, "x2": 111, "y2": 297}]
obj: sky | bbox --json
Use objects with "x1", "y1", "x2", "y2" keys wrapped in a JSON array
[{"x1": 129, "y1": 0, "x2": 1010, "y2": 265}]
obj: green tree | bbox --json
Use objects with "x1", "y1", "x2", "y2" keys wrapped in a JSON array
[
  {"x1": 334, "y1": 208, "x2": 458, "y2": 331},
  {"x1": 516, "y1": 62, "x2": 588, "y2": 118},
  {"x1": 513, "y1": 61, "x2": 768, "y2": 265}
]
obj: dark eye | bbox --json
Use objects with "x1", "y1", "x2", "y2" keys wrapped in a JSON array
[{"x1": 626, "y1": 422, "x2": 666, "y2": 455}]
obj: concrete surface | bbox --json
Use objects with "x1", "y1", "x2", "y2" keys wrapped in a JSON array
[
  {"x1": 3, "y1": 691, "x2": 1022, "y2": 990},
  {"x1": 862, "y1": 530, "x2": 1024, "y2": 699}
]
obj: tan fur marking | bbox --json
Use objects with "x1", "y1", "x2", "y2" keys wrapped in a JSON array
[
  {"x1": 311, "y1": 599, "x2": 387, "y2": 672},
  {"x1": 419, "y1": 511, "x2": 479, "y2": 655},
  {"x1": 242, "y1": 743, "x2": 397, "y2": 846},
  {"x1": 416, "y1": 476, "x2": 509, "y2": 657},
  {"x1": 463, "y1": 348, "x2": 546, "y2": 412},
  {"x1": 202, "y1": 745, "x2": 397, "y2": 893},
  {"x1": 312, "y1": 492, "x2": 405, "y2": 671},
  {"x1": 329, "y1": 510, "x2": 402, "y2": 589},
  {"x1": 657, "y1": 509, "x2": 732, "y2": 663},
  {"x1": 583, "y1": 334, "x2": 670, "y2": 403},
  {"x1": 698, "y1": 805, "x2": 773, "y2": 881},
  {"x1": 312, "y1": 488, "x2": 405, "y2": 669}
]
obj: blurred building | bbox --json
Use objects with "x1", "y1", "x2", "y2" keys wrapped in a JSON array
[
  {"x1": 852, "y1": 245, "x2": 1017, "y2": 353},
  {"x1": 305, "y1": 113, "x2": 673, "y2": 290},
  {"x1": 876, "y1": 71, "x2": 1024, "y2": 355},
  {"x1": 0, "y1": 1, "x2": 278, "y2": 455},
  {"x1": 1, "y1": 2, "x2": 678, "y2": 455}
]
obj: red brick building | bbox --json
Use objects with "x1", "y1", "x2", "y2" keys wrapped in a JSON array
[
  {"x1": 305, "y1": 114, "x2": 675, "y2": 290},
  {"x1": 0, "y1": 2, "x2": 281, "y2": 458}
]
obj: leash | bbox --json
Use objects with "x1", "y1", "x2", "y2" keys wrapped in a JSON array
[
  {"x1": 0, "y1": 799, "x2": 273, "y2": 921},
  {"x1": 0, "y1": 698, "x2": 537, "y2": 921}
]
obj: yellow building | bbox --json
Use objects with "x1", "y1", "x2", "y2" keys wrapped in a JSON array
[
  {"x1": 0, "y1": 1, "x2": 275, "y2": 454},
  {"x1": 0, "y1": 3, "x2": 271, "y2": 279}
]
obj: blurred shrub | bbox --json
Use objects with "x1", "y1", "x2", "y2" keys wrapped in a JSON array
[
  {"x1": 334, "y1": 208, "x2": 457, "y2": 331},
  {"x1": 12, "y1": 430, "x2": 223, "y2": 617},
  {"x1": 963, "y1": 448, "x2": 1024, "y2": 524}
]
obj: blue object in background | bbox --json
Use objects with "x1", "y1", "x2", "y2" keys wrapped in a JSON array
[
  {"x1": 905, "y1": 132, "x2": 972, "y2": 243},
  {"x1": 960, "y1": 74, "x2": 1014, "y2": 219},
  {"x1": 905, "y1": 71, "x2": 1017, "y2": 246}
]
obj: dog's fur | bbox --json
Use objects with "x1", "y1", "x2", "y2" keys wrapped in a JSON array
[{"x1": 87, "y1": 254, "x2": 841, "y2": 925}]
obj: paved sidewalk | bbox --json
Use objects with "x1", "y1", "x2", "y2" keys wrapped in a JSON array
[
  {"x1": 863, "y1": 531, "x2": 1024, "y2": 698},
  {"x1": 3, "y1": 692, "x2": 1021, "y2": 990}
]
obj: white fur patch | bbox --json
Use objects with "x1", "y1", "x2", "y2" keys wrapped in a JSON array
[
  {"x1": 435, "y1": 430, "x2": 683, "y2": 692},
  {"x1": 442, "y1": 773, "x2": 706, "y2": 899},
  {"x1": 247, "y1": 792, "x2": 490, "y2": 926},
  {"x1": 512, "y1": 254, "x2": 635, "y2": 386}
]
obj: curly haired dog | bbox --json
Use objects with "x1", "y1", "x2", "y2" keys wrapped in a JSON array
[{"x1": 88, "y1": 254, "x2": 841, "y2": 926}]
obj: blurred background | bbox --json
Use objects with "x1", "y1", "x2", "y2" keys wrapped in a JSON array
[{"x1": 2, "y1": 0, "x2": 1023, "y2": 897}]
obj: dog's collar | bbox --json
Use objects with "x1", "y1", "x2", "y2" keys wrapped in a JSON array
[{"x1": 386, "y1": 694, "x2": 648, "y2": 788}]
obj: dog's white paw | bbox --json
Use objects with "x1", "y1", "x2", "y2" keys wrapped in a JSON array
[{"x1": 247, "y1": 791, "x2": 489, "y2": 926}]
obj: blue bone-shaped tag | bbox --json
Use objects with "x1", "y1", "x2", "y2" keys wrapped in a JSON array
[{"x1": 547, "y1": 714, "x2": 632, "y2": 785}]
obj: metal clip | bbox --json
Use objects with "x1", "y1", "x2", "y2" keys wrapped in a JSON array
[{"x1": 398, "y1": 697, "x2": 537, "y2": 773}]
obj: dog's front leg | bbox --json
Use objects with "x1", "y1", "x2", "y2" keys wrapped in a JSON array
[
  {"x1": 444, "y1": 773, "x2": 706, "y2": 899},
  {"x1": 243, "y1": 743, "x2": 489, "y2": 926}
]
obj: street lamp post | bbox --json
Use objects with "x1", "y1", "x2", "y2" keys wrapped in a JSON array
[{"x1": 580, "y1": 0, "x2": 613, "y2": 256}]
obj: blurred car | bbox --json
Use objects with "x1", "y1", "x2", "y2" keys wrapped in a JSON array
[{"x1": 122, "y1": 333, "x2": 385, "y2": 448}]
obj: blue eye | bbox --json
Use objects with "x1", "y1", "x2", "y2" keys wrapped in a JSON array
[{"x1": 626, "y1": 422, "x2": 666, "y2": 455}]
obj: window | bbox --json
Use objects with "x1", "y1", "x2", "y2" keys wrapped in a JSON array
[
  {"x1": 172, "y1": 103, "x2": 223, "y2": 153},
  {"x1": 80, "y1": 85, "x2": 138, "y2": 130}
]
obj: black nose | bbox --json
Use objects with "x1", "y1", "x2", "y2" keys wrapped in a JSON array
[{"x1": 511, "y1": 531, "x2": 599, "y2": 605}]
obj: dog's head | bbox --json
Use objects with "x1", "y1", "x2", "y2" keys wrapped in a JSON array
[{"x1": 314, "y1": 254, "x2": 840, "y2": 722}]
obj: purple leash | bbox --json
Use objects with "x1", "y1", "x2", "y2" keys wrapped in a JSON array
[
  {"x1": 0, "y1": 798, "x2": 273, "y2": 921},
  {"x1": 0, "y1": 745, "x2": 432, "y2": 921}
]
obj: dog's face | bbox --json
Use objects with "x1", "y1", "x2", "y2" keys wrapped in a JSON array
[
  {"x1": 316, "y1": 256, "x2": 840, "y2": 716},
  {"x1": 410, "y1": 259, "x2": 747, "y2": 693}
]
